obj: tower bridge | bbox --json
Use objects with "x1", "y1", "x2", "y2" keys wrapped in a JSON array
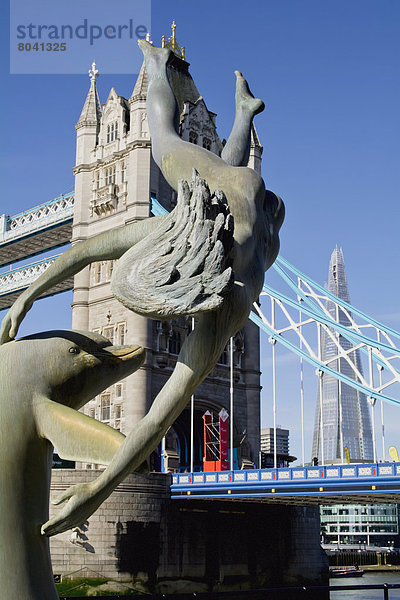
[
  {"x1": 0, "y1": 192, "x2": 74, "y2": 309},
  {"x1": 4, "y1": 193, "x2": 400, "y2": 417},
  {"x1": 2, "y1": 26, "x2": 399, "y2": 589},
  {"x1": 1, "y1": 37, "x2": 399, "y2": 508}
]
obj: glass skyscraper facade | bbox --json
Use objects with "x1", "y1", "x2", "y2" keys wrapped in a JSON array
[
  {"x1": 321, "y1": 504, "x2": 400, "y2": 548},
  {"x1": 312, "y1": 247, "x2": 374, "y2": 464},
  {"x1": 314, "y1": 248, "x2": 399, "y2": 549}
]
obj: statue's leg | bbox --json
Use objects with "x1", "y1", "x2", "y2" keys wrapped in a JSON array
[
  {"x1": 221, "y1": 71, "x2": 265, "y2": 167},
  {"x1": 39, "y1": 286, "x2": 253, "y2": 538},
  {"x1": 109, "y1": 280, "x2": 252, "y2": 471},
  {"x1": 139, "y1": 40, "x2": 244, "y2": 196},
  {"x1": 138, "y1": 39, "x2": 179, "y2": 161}
]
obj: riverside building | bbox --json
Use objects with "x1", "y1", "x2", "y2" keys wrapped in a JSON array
[
  {"x1": 321, "y1": 504, "x2": 400, "y2": 548},
  {"x1": 260, "y1": 427, "x2": 296, "y2": 468}
]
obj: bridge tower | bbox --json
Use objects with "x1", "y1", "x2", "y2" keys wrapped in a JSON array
[{"x1": 71, "y1": 29, "x2": 262, "y2": 469}]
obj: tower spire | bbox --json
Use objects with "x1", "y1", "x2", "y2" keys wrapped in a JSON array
[
  {"x1": 161, "y1": 20, "x2": 186, "y2": 60},
  {"x1": 171, "y1": 20, "x2": 176, "y2": 51},
  {"x1": 76, "y1": 61, "x2": 102, "y2": 128},
  {"x1": 328, "y1": 245, "x2": 350, "y2": 303},
  {"x1": 129, "y1": 61, "x2": 149, "y2": 102},
  {"x1": 89, "y1": 61, "x2": 99, "y2": 82}
]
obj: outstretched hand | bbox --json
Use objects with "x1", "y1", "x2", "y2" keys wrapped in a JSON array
[
  {"x1": 0, "y1": 296, "x2": 33, "y2": 344},
  {"x1": 41, "y1": 481, "x2": 107, "y2": 537}
]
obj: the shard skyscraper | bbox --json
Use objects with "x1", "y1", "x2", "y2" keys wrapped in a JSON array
[{"x1": 312, "y1": 247, "x2": 374, "y2": 463}]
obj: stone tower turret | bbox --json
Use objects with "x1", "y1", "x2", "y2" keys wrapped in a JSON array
[{"x1": 72, "y1": 62, "x2": 102, "y2": 332}]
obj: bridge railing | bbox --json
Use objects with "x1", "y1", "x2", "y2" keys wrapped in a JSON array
[
  {"x1": 0, "y1": 192, "x2": 74, "y2": 244},
  {"x1": 171, "y1": 463, "x2": 400, "y2": 501},
  {"x1": 0, "y1": 254, "x2": 63, "y2": 295},
  {"x1": 172, "y1": 462, "x2": 400, "y2": 488}
]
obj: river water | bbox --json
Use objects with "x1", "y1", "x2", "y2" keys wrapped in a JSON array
[{"x1": 330, "y1": 571, "x2": 400, "y2": 599}]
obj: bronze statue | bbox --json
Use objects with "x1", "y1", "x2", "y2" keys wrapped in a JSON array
[
  {"x1": 0, "y1": 330, "x2": 145, "y2": 599},
  {"x1": 0, "y1": 40, "x2": 284, "y2": 541}
]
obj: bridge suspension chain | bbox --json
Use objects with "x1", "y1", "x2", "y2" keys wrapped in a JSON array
[{"x1": 251, "y1": 256, "x2": 400, "y2": 407}]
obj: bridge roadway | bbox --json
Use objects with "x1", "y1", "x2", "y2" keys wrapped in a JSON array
[
  {"x1": 0, "y1": 254, "x2": 73, "y2": 310},
  {"x1": 0, "y1": 192, "x2": 74, "y2": 267},
  {"x1": 171, "y1": 462, "x2": 400, "y2": 505}
]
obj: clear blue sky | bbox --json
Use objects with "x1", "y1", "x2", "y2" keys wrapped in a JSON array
[{"x1": 1, "y1": 0, "x2": 399, "y2": 463}]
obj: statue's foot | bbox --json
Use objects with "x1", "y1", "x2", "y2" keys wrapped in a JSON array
[
  {"x1": 234, "y1": 70, "x2": 265, "y2": 116},
  {"x1": 138, "y1": 39, "x2": 172, "y2": 79}
]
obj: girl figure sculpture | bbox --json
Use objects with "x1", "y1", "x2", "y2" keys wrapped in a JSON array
[{"x1": 0, "y1": 40, "x2": 284, "y2": 535}]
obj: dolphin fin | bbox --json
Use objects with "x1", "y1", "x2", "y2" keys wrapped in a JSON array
[{"x1": 34, "y1": 397, "x2": 125, "y2": 465}]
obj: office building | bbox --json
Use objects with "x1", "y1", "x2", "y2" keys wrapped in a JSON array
[
  {"x1": 312, "y1": 246, "x2": 374, "y2": 464},
  {"x1": 321, "y1": 504, "x2": 400, "y2": 548},
  {"x1": 260, "y1": 427, "x2": 296, "y2": 468}
]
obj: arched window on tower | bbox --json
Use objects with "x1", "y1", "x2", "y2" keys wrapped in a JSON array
[
  {"x1": 168, "y1": 330, "x2": 181, "y2": 355},
  {"x1": 94, "y1": 262, "x2": 102, "y2": 284},
  {"x1": 218, "y1": 344, "x2": 229, "y2": 365},
  {"x1": 103, "y1": 326, "x2": 114, "y2": 345},
  {"x1": 107, "y1": 260, "x2": 114, "y2": 280},
  {"x1": 100, "y1": 394, "x2": 111, "y2": 421},
  {"x1": 117, "y1": 323, "x2": 126, "y2": 345},
  {"x1": 105, "y1": 165, "x2": 116, "y2": 185},
  {"x1": 114, "y1": 404, "x2": 121, "y2": 431},
  {"x1": 202, "y1": 137, "x2": 211, "y2": 151},
  {"x1": 189, "y1": 131, "x2": 198, "y2": 145},
  {"x1": 106, "y1": 121, "x2": 119, "y2": 143}
]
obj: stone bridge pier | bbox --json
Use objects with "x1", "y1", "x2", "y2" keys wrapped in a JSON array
[{"x1": 49, "y1": 471, "x2": 328, "y2": 597}]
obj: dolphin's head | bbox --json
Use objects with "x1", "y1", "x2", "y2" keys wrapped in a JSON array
[{"x1": 6, "y1": 330, "x2": 145, "y2": 409}]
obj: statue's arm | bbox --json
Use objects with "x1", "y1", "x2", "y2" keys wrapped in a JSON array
[
  {"x1": 41, "y1": 284, "x2": 252, "y2": 537},
  {"x1": 0, "y1": 215, "x2": 168, "y2": 344},
  {"x1": 40, "y1": 335, "x2": 209, "y2": 536},
  {"x1": 34, "y1": 396, "x2": 125, "y2": 465}
]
